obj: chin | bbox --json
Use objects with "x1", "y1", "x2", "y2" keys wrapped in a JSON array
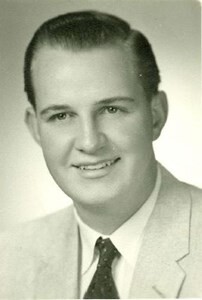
[
  {"x1": 62, "y1": 184, "x2": 119, "y2": 207},
  {"x1": 51, "y1": 170, "x2": 123, "y2": 207}
]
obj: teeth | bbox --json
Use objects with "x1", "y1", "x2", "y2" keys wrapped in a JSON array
[{"x1": 79, "y1": 159, "x2": 116, "y2": 171}]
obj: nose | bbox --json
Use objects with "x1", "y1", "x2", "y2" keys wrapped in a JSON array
[{"x1": 75, "y1": 116, "x2": 106, "y2": 154}]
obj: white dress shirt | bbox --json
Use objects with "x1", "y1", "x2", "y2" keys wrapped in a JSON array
[{"x1": 75, "y1": 166, "x2": 161, "y2": 299}]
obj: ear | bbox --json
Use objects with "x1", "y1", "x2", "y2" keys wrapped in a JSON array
[
  {"x1": 25, "y1": 107, "x2": 41, "y2": 145},
  {"x1": 151, "y1": 91, "x2": 168, "y2": 141}
]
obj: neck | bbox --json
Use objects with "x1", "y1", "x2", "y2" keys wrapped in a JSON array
[{"x1": 75, "y1": 161, "x2": 158, "y2": 235}]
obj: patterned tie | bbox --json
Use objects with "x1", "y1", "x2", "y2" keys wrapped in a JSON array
[{"x1": 84, "y1": 237, "x2": 119, "y2": 299}]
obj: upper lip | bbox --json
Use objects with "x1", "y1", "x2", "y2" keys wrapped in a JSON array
[{"x1": 72, "y1": 157, "x2": 120, "y2": 168}]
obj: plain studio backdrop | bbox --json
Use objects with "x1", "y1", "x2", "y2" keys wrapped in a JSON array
[{"x1": 0, "y1": 0, "x2": 201, "y2": 230}]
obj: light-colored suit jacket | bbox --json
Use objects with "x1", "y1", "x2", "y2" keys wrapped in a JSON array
[{"x1": 0, "y1": 166, "x2": 202, "y2": 298}]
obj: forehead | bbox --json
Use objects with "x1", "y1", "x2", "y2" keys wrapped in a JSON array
[{"x1": 31, "y1": 45, "x2": 143, "y2": 107}]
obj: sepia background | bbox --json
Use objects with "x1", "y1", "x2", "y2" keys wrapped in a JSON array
[{"x1": 0, "y1": 0, "x2": 201, "y2": 230}]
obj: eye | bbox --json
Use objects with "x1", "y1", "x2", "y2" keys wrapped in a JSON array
[
  {"x1": 55, "y1": 113, "x2": 67, "y2": 120},
  {"x1": 48, "y1": 112, "x2": 69, "y2": 121},
  {"x1": 105, "y1": 106, "x2": 119, "y2": 113}
]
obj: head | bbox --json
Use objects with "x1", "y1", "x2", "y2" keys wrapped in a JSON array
[{"x1": 25, "y1": 10, "x2": 167, "y2": 226}]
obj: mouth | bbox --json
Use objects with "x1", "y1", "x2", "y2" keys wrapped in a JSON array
[{"x1": 73, "y1": 157, "x2": 120, "y2": 171}]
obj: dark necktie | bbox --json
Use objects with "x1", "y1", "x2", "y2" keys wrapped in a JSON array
[{"x1": 84, "y1": 237, "x2": 119, "y2": 299}]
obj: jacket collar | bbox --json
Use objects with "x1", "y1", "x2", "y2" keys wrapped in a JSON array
[{"x1": 129, "y1": 165, "x2": 191, "y2": 298}]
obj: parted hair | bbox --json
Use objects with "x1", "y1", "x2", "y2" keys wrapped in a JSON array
[{"x1": 24, "y1": 10, "x2": 160, "y2": 108}]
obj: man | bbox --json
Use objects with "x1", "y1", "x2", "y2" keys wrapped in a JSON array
[{"x1": 0, "y1": 10, "x2": 202, "y2": 299}]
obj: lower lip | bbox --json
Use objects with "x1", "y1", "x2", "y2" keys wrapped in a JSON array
[{"x1": 74, "y1": 159, "x2": 120, "y2": 179}]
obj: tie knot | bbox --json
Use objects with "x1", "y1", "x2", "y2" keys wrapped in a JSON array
[{"x1": 96, "y1": 237, "x2": 118, "y2": 267}]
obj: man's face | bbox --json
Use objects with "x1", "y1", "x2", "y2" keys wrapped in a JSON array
[{"x1": 27, "y1": 45, "x2": 165, "y2": 211}]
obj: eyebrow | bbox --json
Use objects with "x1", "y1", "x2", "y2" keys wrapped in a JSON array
[
  {"x1": 39, "y1": 96, "x2": 135, "y2": 117},
  {"x1": 95, "y1": 96, "x2": 135, "y2": 105},
  {"x1": 40, "y1": 104, "x2": 72, "y2": 117}
]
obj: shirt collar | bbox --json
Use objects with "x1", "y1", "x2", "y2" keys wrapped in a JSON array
[
  {"x1": 75, "y1": 209, "x2": 103, "y2": 275},
  {"x1": 75, "y1": 164, "x2": 162, "y2": 275}
]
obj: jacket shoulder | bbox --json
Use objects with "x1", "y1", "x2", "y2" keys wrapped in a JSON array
[
  {"x1": 160, "y1": 164, "x2": 202, "y2": 204},
  {"x1": 188, "y1": 183, "x2": 202, "y2": 202},
  {"x1": 179, "y1": 181, "x2": 202, "y2": 216},
  {"x1": 186, "y1": 183, "x2": 202, "y2": 233},
  {"x1": 0, "y1": 205, "x2": 75, "y2": 244},
  {"x1": 0, "y1": 205, "x2": 76, "y2": 297}
]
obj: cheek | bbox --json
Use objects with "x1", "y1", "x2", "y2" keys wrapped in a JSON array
[
  {"x1": 38, "y1": 127, "x2": 74, "y2": 164},
  {"x1": 105, "y1": 114, "x2": 153, "y2": 153}
]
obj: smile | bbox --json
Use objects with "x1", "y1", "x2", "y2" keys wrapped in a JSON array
[{"x1": 74, "y1": 157, "x2": 120, "y2": 171}]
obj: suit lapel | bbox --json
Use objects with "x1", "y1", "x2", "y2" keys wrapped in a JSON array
[
  {"x1": 33, "y1": 207, "x2": 80, "y2": 299},
  {"x1": 130, "y1": 166, "x2": 191, "y2": 298}
]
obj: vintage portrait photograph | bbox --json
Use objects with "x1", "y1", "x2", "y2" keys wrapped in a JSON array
[{"x1": 0, "y1": 0, "x2": 201, "y2": 298}]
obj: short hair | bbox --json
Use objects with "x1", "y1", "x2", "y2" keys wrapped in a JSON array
[{"x1": 24, "y1": 10, "x2": 161, "y2": 109}]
